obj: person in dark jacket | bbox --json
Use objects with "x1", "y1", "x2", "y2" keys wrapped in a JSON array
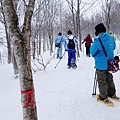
[
  {"x1": 90, "y1": 23, "x2": 120, "y2": 104},
  {"x1": 82, "y1": 34, "x2": 93, "y2": 57}
]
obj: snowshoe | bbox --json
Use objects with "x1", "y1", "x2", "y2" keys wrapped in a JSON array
[
  {"x1": 108, "y1": 95, "x2": 120, "y2": 102},
  {"x1": 71, "y1": 60, "x2": 77, "y2": 69},
  {"x1": 59, "y1": 57, "x2": 62, "y2": 59},
  {"x1": 96, "y1": 94, "x2": 114, "y2": 107},
  {"x1": 67, "y1": 65, "x2": 71, "y2": 69},
  {"x1": 71, "y1": 63, "x2": 77, "y2": 69}
]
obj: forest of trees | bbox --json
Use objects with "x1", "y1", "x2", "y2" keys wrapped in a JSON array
[
  {"x1": 0, "y1": 0, "x2": 120, "y2": 120},
  {"x1": 0, "y1": 0, "x2": 120, "y2": 62}
]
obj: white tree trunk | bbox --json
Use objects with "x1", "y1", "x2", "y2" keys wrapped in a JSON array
[{"x1": 2, "y1": 0, "x2": 38, "y2": 119}]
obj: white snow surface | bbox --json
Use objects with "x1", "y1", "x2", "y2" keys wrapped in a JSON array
[{"x1": 0, "y1": 51, "x2": 120, "y2": 120}]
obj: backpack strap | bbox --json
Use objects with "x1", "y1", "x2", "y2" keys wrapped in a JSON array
[{"x1": 98, "y1": 37, "x2": 108, "y2": 59}]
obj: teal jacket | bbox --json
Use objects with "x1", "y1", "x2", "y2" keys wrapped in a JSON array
[
  {"x1": 55, "y1": 36, "x2": 64, "y2": 48},
  {"x1": 90, "y1": 32, "x2": 116, "y2": 70}
]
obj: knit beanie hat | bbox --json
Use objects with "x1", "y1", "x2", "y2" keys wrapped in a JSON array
[
  {"x1": 95, "y1": 23, "x2": 106, "y2": 36},
  {"x1": 68, "y1": 30, "x2": 72, "y2": 35}
]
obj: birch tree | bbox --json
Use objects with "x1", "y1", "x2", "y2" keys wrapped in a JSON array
[
  {"x1": 2, "y1": 0, "x2": 38, "y2": 119},
  {"x1": 43, "y1": 0, "x2": 59, "y2": 55},
  {"x1": 100, "y1": 0, "x2": 114, "y2": 32},
  {"x1": 0, "y1": 2, "x2": 12, "y2": 64},
  {"x1": 111, "y1": 1, "x2": 120, "y2": 35}
]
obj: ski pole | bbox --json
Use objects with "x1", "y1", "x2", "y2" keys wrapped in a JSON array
[
  {"x1": 76, "y1": 45, "x2": 80, "y2": 61},
  {"x1": 54, "y1": 51, "x2": 66, "y2": 68},
  {"x1": 92, "y1": 71, "x2": 97, "y2": 96}
]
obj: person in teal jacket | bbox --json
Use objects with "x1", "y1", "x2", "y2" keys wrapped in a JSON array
[
  {"x1": 90, "y1": 33, "x2": 115, "y2": 70},
  {"x1": 55, "y1": 32, "x2": 65, "y2": 59},
  {"x1": 90, "y1": 23, "x2": 120, "y2": 103}
]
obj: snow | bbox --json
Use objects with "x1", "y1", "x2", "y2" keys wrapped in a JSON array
[{"x1": 0, "y1": 51, "x2": 120, "y2": 120}]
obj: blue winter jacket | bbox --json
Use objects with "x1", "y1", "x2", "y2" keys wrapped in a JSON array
[
  {"x1": 64, "y1": 35, "x2": 78, "y2": 50},
  {"x1": 90, "y1": 32, "x2": 116, "y2": 70},
  {"x1": 55, "y1": 36, "x2": 64, "y2": 48}
]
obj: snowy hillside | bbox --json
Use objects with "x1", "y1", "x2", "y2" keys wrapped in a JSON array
[{"x1": 0, "y1": 50, "x2": 120, "y2": 120}]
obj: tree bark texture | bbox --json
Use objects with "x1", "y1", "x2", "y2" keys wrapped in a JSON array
[
  {"x1": 1, "y1": 2, "x2": 12, "y2": 64},
  {"x1": 2, "y1": 0, "x2": 38, "y2": 120}
]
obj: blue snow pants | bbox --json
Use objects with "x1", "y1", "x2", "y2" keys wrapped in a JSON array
[
  {"x1": 67, "y1": 49, "x2": 76, "y2": 66},
  {"x1": 57, "y1": 47, "x2": 62, "y2": 58}
]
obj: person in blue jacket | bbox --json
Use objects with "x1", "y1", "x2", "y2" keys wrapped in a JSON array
[
  {"x1": 90, "y1": 23, "x2": 120, "y2": 103},
  {"x1": 64, "y1": 30, "x2": 78, "y2": 69},
  {"x1": 55, "y1": 32, "x2": 65, "y2": 59}
]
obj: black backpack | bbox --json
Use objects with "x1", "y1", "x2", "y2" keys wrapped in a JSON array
[{"x1": 68, "y1": 38, "x2": 75, "y2": 49}]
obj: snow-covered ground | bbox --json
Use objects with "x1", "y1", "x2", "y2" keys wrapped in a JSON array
[{"x1": 0, "y1": 49, "x2": 120, "y2": 120}]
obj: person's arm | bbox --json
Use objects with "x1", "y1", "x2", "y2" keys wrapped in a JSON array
[
  {"x1": 82, "y1": 36, "x2": 88, "y2": 43},
  {"x1": 74, "y1": 38, "x2": 78, "y2": 44},
  {"x1": 63, "y1": 38, "x2": 68, "y2": 51}
]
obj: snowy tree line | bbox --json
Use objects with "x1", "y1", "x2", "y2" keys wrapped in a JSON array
[
  {"x1": 30, "y1": 0, "x2": 120, "y2": 54},
  {"x1": 0, "y1": 0, "x2": 120, "y2": 64},
  {"x1": 0, "y1": 0, "x2": 120, "y2": 120}
]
